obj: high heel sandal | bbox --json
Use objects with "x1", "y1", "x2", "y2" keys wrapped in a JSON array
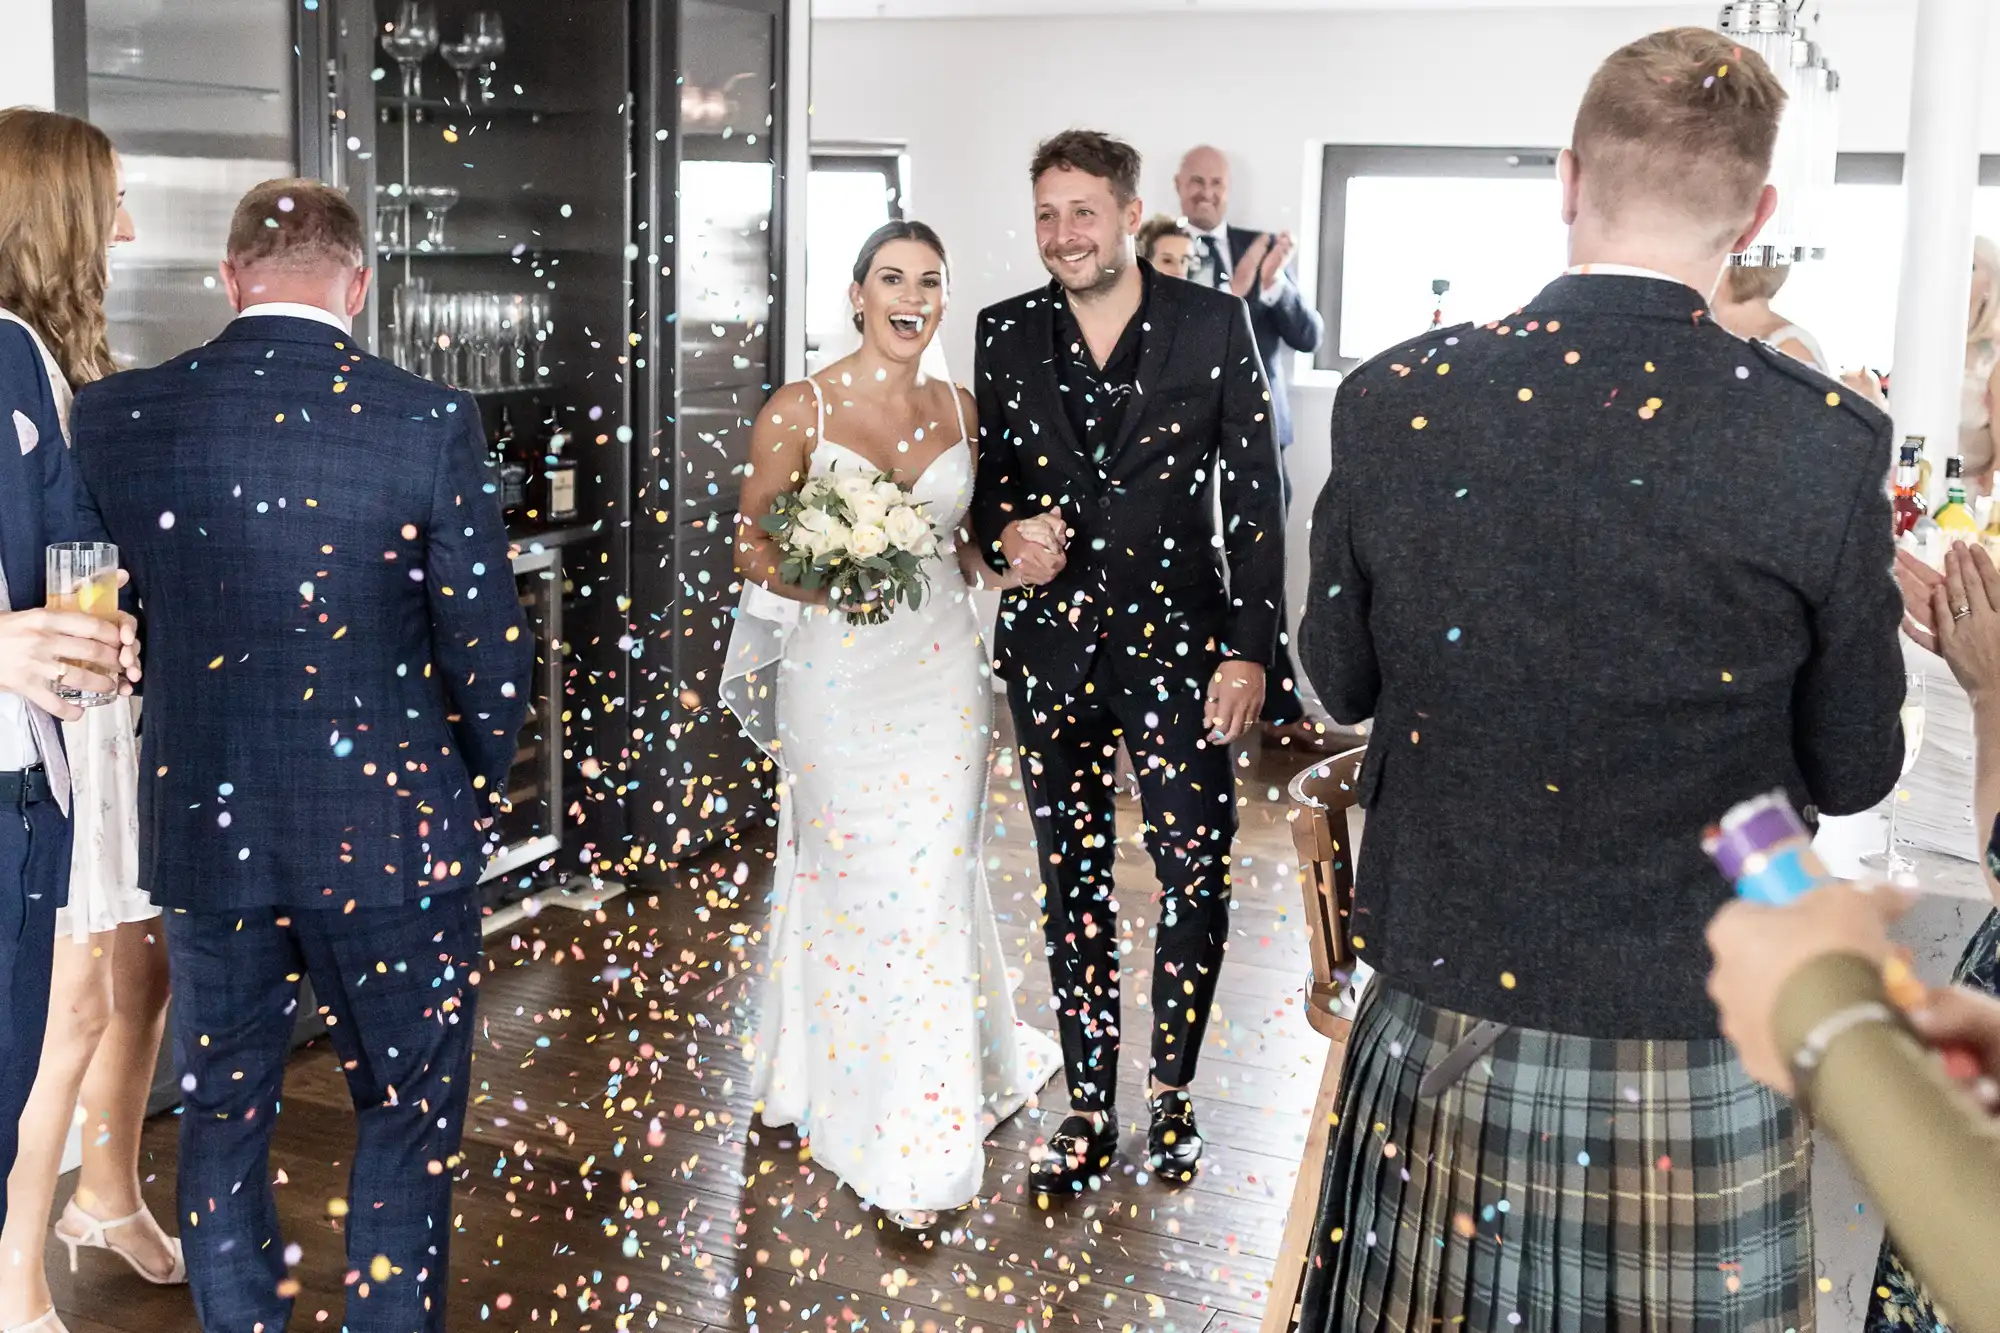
[
  {"x1": 53, "y1": 1200, "x2": 187, "y2": 1285},
  {"x1": 2, "y1": 1310, "x2": 69, "y2": 1333}
]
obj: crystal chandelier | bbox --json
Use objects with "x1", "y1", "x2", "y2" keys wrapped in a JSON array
[{"x1": 1717, "y1": 1, "x2": 1841, "y2": 267}]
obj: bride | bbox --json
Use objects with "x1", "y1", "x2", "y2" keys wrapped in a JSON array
[{"x1": 726, "y1": 221, "x2": 1063, "y2": 1232}]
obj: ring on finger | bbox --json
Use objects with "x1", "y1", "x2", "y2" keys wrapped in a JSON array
[
  {"x1": 51, "y1": 662, "x2": 68, "y2": 683},
  {"x1": 1955, "y1": 603, "x2": 1974, "y2": 621}
]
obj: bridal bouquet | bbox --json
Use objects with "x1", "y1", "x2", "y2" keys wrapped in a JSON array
[{"x1": 760, "y1": 469, "x2": 937, "y2": 625}]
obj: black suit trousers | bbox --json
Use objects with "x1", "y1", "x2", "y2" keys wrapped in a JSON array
[{"x1": 1007, "y1": 647, "x2": 1236, "y2": 1112}]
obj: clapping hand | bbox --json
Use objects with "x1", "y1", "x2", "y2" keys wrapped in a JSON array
[
  {"x1": 1001, "y1": 508, "x2": 1068, "y2": 586},
  {"x1": 1203, "y1": 659, "x2": 1266, "y2": 745},
  {"x1": 1229, "y1": 236, "x2": 1268, "y2": 300},
  {"x1": 1842, "y1": 368, "x2": 1887, "y2": 406},
  {"x1": 1899, "y1": 544, "x2": 2000, "y2": 701},
  {"x1": 1257, "y1": 232, "x2": 1294, "y2": 293}
]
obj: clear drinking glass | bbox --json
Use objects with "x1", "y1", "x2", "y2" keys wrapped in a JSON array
[
  {"x1": 44, "y1": 542, "x2": 121, "y2": 707},
  {"x1": 468, "y1": 11, "x2": 506, "y2": 99},
  {"x1": 1863, "y1": 671, "x2": 1928, "y2": 874},
  {"x1": 380, "y1": 1, "x2": 439, "y2": 101},
  {"x1": 415, "y1": 185, "x2": 460, "y2": 250},
  {"x1": 440, "y1": 35, "x2": 482, "y2": 105}
]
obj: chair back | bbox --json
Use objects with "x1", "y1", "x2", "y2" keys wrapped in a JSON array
[{"x1": 1286, "y1": 747, "x2": 1366, "y2": 1039}]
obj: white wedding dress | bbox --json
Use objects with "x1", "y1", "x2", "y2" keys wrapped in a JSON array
[{"x1": 726, "y1": 378, "x2": 1060, "y2": 1216}]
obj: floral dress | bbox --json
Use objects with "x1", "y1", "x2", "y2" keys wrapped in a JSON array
[{"x1": 1863, "y1": 892, "x2": 2000, "y2": 1332}]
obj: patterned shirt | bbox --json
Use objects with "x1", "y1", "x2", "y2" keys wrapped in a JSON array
[{"x1": 1051, "y1": 266, "x2": 1152, "y2": 476}]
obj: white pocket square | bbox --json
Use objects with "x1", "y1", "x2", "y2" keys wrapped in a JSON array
[{"x1": 14, "y1": 409, "x2": 38, "y2": 455}]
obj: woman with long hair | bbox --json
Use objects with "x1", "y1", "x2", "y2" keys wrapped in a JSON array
[{"x1": 0, "y1": 107, "x2": 181, "y2": 1333}]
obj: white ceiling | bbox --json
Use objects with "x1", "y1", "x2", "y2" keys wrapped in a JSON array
[{"x1": 815, "y1": 0, "x2": 1908, "y2": 19}]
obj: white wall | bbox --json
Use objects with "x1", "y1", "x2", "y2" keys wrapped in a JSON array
[
  {"x1": 811, "y1": 1, "x2": 2000, "y2": 380},
  {"x1": 0, "y1": 0, "x2": 56, "y2": 110}
]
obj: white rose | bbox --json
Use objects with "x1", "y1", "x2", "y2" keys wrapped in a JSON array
[
  {"x1": 794, "y1": 505, "x2": 833, "y2": 535},
  {"x1": 832, "y1": 474, "x2": 873, "y2": 507},
  {"x1": 822, "y1": 519, "x2": 852, "y2": 554},
  {"x1": 849, "y1": 492, "x2": 890, "y2": 528},
  {"x1": 883, "y1": 506, "x2": 933, "y2": 554},
  {"x1": 873, "y1": 479, "x2": 905, "y2": 504},
  {"x1": 793, "y1": 524, "x2": 830, "y2": 559},
  {"x1": 848, "y1": 523, "x2": 888, "y2": 559}
]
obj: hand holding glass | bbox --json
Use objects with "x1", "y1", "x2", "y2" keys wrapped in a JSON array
[{"x1": 44, "y1": 542, "x2": 123, "y2": 707}]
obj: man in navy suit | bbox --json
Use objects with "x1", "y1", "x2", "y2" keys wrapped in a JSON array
[
  {"x1": 1173, "y1": 145, "x2": 1340, "y2": 752},
  {"x1": 0, "y1": 323, "x2": 136, "y2": 1232},
  {"x1": 70, "y1": 179, "x2": 530, "y2": 1332}
]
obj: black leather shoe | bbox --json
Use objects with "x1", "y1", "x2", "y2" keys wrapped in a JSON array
[
  {"x1": 1031, "y1": 1112, "x2": 1118, "y2": 1198},
  {"x1": 1147, "y1": 1089, "x2": 1202, "y2": 1184}
]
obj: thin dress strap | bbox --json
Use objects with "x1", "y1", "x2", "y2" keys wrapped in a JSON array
[
  {"x1": 804, "y1": 375, "x2": 827, "y2": 444},
  {"x1": 948, "y1": 381, "x2": 968, "y2": 445}
]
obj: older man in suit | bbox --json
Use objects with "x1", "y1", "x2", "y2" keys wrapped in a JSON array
[
  {"x1": 1174, "y1": 145, "x2": 1337, "y2": 753},
  {"x1": 70, "y1": 178, "x2": 531, "y2": 1332},
  {"x1": 1295, "y1": 29, "x2": 1904, "y2": 1332}
]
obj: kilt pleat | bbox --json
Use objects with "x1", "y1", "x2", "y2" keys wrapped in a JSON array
[{"x1": 1296, "y1": 985, "x2": 1813, "y2": 1333}]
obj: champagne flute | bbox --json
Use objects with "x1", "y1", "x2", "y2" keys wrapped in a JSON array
[{"x1": 1863, "y1": 671, "x2": 1928, "y2": 874}]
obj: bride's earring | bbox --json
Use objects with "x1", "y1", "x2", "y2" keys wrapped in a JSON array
[{"x1": 852, "y1": 305, "x2": 864, "y2": 333}]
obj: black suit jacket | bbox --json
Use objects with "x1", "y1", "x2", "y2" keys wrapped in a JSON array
[
  {"x1": 1225, "y1": 224, "x2": 1324, "y2": 447},
  {"x1": 1301, "y1": 275, "x2": 1905, "y2": 1038},
  {"x1": 970, "y1": 271, "x2": 1286, "y2": 704},
  {"x1": 71, "y1": 315, "x2": 534, "y2": 912}
]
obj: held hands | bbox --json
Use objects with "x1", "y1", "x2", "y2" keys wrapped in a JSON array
[
  {"x1": 1705, "y1": 881, "x2": 1908, "y2": 1096},
  {"x1": 1001, "y1": 508, "x2": 1069, "y2": 587},
  {"x1": 1203, "y1": 659, "x2": 1266, "y2": 745},
  {"x1": 1898, "y1": 544, "x2": 2000, "y2": 697}
]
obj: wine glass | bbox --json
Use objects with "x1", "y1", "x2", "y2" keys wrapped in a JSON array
[
  {"x1": 380, "y1": 1, "x2": 439, "y2": 102},
  {"x1": 1863, "y1": 671, "x2": 1928, "y2": 874},
  {"x1": 468, "y1": 11, "x2": 506, "y2": 100},
  {"x1": 439, "y1": 34, "x2": 482, "y2": 106}
]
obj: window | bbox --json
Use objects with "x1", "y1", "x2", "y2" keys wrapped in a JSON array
[
  {"x1": 1315, "y1": 146, "x2": 1565, "y2": 373},
  {"x1": 1316, "y1": 146, "x2": 2000, "y2": 375},
  {"x1": 806, "y1": 147, "x2": 907, "y2": 366}
]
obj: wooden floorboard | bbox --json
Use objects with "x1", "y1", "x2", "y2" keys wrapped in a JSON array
[{"x1": 48, "y1": 731, "x2": 1335, "y2": 1331}]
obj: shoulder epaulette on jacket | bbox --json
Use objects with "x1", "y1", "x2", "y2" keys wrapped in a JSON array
[{"x1": 1741, "y1": 335, "x2": 1890, "y2": 435}]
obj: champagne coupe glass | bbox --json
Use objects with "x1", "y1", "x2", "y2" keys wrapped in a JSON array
[
  {"x1": 439, "y1": 34, "x2": 482, "y2": 106},
  {"x1": 413, "y1": 185, "x2": 460, "y2": 250},
  {"x1": 380, "y1": 1, "x2": 438, "y2": 102},
  {"x1": 1863, "y1": 671, "x2": 1928, "y2": 874},
  {"x1": 468, "y1": 11, "x2": 506, "y2": 101}
]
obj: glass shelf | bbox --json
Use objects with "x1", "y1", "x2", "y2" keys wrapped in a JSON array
[
  {"x1": 377, "y1": 244, "x2": 545, "y2": 259},
  {"x1": 88, "y1": 71, "x2": 286, "y2": 101},
  {"x1": 376, "y1": 95, "x2": 565, "y2": 121}
]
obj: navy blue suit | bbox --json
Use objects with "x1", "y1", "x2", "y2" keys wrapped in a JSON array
[
  {"x1": 70, "y1": 313, "x2": 531, "y2": 1332},
  {"x1": 0, "y1": 320, "x2": 90, "y2": 1234}
]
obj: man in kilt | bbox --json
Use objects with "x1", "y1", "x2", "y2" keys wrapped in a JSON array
[{"x1": 1297, "y1": 26, "x2": 1906, "y2": 1333}]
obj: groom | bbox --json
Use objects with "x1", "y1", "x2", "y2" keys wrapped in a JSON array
[{"x1": 971, "y1": 130, "x2": 1285, "y2": 1194}]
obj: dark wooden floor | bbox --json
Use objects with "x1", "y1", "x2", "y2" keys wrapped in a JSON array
[{"x1": 49, "y1": 733, "x2": 1338, "y2": 1333}]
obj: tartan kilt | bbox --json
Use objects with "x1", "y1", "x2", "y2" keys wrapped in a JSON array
[{"x1": 1296, "y1": 984, "x2": 1813, "y2": 1333}]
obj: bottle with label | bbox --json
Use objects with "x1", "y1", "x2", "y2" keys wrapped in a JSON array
[
  {"x1": 493, "y1": 406, "x2": 528, "y2": 518},
  {"x1": 545, "y1": 422, "x2": 579, "y2": 523},
  {"x1": 1934, "y1": 455, "x2": 1980, "y2": 544},
  {"x1": 1891, "y1": 437, "x2": 1928, "y2": 542}
]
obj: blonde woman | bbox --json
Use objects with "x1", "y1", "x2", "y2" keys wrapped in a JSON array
[
  {"x1": 1710, "y1": 262, "x2": 1828, "y2": 370},
  {"x1": 1961, "y1": 236, "x2": 2000, "y2": 495},
  {"x1": 0, "y1": 108, "x2": 180, "y2": 1333}
]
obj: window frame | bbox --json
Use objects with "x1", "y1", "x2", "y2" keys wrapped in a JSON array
[
  {"x1": 1311, "y1": 145, "x2": 2000, "y2": 375},
  {"x1": 806, "y1": 142, "x2": 910, "y2": 358}
]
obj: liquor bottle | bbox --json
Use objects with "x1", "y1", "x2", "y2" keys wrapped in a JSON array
[
  {"x1": 545, "y1": 422, "x2": 579, "y2": 523},
  {"x1": 1890, "y1": 437, "x2": 1927, "y2": 541},
  {"x1": 493, "y1": 406, "x2": 528, "y2": 517},
  {"x1": 1429, "y1": 278, "x2": 1450, "y2": 331},
  {"x1": 1934, "y1": 454, "x2": 1980, "y2": 542}
]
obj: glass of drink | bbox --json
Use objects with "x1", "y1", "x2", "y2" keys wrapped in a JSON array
[
  {"x1": 44, "y1": 541, "x2": 121, "y2": 707},
  {"x1": 1863, "y1": 671, "x2": 1927, "y2": 874}
]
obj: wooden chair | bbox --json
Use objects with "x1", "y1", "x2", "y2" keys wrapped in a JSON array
[{"x1": 1260, "y1": 746, "x2": 1367, "y2": 1333}]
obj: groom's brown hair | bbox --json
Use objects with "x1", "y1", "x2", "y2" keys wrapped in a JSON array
[
  {"x1": 1030, "y1": 131, "x2": 1142, "y2": 205},
  {"x1": 1571, "y1": 27, "x2": 1786, "y2": 242},
  {"x1": 226, "y1": 178, "x2": 366, "y2": 272}
]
